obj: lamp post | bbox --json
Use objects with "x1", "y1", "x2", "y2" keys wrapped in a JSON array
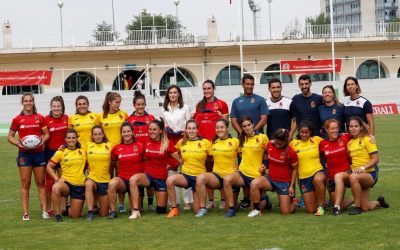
[
  {"x1": 173, "y1": 0, "x2": 180, "y2": 29},
  {"x1": 111, "y1": 0, "x2": 116, "y2": 43},
  {"x1": 267, "y1": 0, "x2": 272, "y2": 40},
  {"x1": 58, "y1": 1, "x2": 64, "y2": 47}
]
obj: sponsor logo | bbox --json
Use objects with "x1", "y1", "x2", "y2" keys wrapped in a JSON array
[
  {"x1": 310, "y1": 101, "x2": 315, "y2": 108},
  {"x1": 332, "y1": 108, "x2": 336, "y2": 114}
]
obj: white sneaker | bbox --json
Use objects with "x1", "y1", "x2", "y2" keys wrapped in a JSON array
[
  {"x1": 42, "y1": 211, "x2": 51, "y2": 219},
  {"x1": 247, "y1": 209, "x2": 261, "y2": 217},
  {"x1": 206, "y1": 201, "x2": 215, "y2": 209},
  {"x1": 22, "y1": 213, "x2": 30, "y2": 221},
  {"x1": 219, "y1": 201, "x2": 225, "y2": 209},
  {"x1": 129, "y1": 210, "x2": 141, "y2": 219}
]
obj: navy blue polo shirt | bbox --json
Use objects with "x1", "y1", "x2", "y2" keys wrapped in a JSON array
[
  {"x1": 343, "y1": 96, "x2": 373, "y2": 124},
  {"x1": 318, "y1": 103, "x2": 345, "y2": 133},
  {"x1": 266, "y1": 96, "x2": 294, "y2": 138},
  {"x1": 291, "y1": 93, "x2": 323, "y2": 135}
]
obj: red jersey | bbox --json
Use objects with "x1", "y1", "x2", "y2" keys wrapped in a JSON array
[
  {"x1": 319, "y1": 134, "x2": 352, "y2": 180},
  {"x1": 44, "y1": 114, "x2": 68, "y2": 150},
  {"x1": 10, "y1": 113, "x2": 46, "y2": 152},
  {"x1": 193, "y1": 98, "x2": 229, "y2": 141},
  {"x1": 111, "y1": 142, "x2": 144, "y2": 181},
  {"x1": 126, "y1": 112, "x2": 155, "y2": 144},
  {"x1": 144, "y1": 140, "x2": 177, "y2": 180},
  {"x1": 266, "y1": 142, "x2": 298, "y2": 183}
]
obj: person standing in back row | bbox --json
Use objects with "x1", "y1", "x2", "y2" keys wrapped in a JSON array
[{"x1": 290, "y1": 74, "x2": 323, "y2": 139}]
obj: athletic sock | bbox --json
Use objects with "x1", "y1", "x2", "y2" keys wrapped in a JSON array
[{"x1": 253, "y1": 203, "x2": 260, "y2": 210}]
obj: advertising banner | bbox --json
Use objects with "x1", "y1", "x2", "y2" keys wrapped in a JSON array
[
  {"x1": 280, "y1": 59, "x2": 342, "y2": 74},
  {"x1": 0, "y1": 70, "x2": 52, "y2": 86}
]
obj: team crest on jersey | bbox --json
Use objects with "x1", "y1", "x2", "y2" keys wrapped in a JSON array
[
  {"x1": 310, "y1": 101, "x2": 315, "y2": 108},
  {"x1": 119, "y1": 114, "x2": 124, "y2": 119},
  {"x1": 78, "y1": 150, "x2": 82, "y2": 155},
  {"x1": 279, "y1": 102, "x2": 283, "y2": 107},
  {"x1": 214, "y1": 103, "x2": 219, "y2": 110},
  {"x1": 34, "y1": 116, "x2": 40, "y2": 123},
  {"x1": 280, "y1": 152, "x2": 286, "y2": 159},
  {"x1": 228, "y1": 141, "x2": 233, "y2": 147},
  {"x1": 198, "y1": 143, "x2": 202, "y2": 148},
  {"x1": 251, "y1": 97, "x2": 255, "y2": 103},
  {"x1": 133, "y1": 145, "x2": 138, "y2": 151},
  {"x1": 62, "y1": 117, "x2": 67, "y2": 123},
  {"x1": 310, "y1": 138, "x2": 314, "y2": 144},
  {"x1": 356, "y1": 100, "x2": 360, "y2": 106},
  {"x1": 332, "y1": 109, "x2": 336, "y2": 114},
  {"x1": 90, "y1": 116, "x2": 94, "y2": 120},
  {"x1": 146, "y1": 117, "x2": 150, "y2": 123},
  {"x1": 105, "y1": 145, "x2": 110, "y2": 150},
  {"x1": 255, "y1": 137, "x2": 259, "y2": 144},
  {"x1": 338, "y1": 139, "x2": 343, "y2": 146}
]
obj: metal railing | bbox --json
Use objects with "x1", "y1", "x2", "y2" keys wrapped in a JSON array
[{"x1": 1, "y1": 22, "x2": 400, "y2": 49}]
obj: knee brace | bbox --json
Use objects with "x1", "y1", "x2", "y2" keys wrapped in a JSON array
[{"x1": 156, "y1": 206, "x2": 167, "y2": 214}]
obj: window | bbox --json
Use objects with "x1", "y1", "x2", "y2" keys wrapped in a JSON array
[
  {"x1": 308, "y1": 73, "x2": 334, "y2": 82},
  {"x1": 63, "y1": 71, "x2": 100, "y2": 93},
  {"x1": 2, "y1": 85, "x2": 42, "y2": 95},
  {"x1": 356, "y1": 60, "x2": 387, "y2": 79},
  {"x1": 112, "y1": 70, "x2": 145, "y2": 90},
  {"x1": 260, "y1": 64, "x2": 293, "y2": 84},
  {"x1": 215, "y1": 66, "x2": 243, "y2": 86},
  {"x1": 159, "y1": 67, "x2": 195, "y2": 96}
]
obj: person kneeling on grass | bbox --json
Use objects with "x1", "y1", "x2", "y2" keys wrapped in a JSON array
[
  {"x1": 347, "y1": 117, "x2": 389, "y2": 215},
  {"x1": 248, "y1": 128, "x2": 298, "y2": 217},
  {"x1": 46, "y1": 129, "x2": 86, "y2": 222}
]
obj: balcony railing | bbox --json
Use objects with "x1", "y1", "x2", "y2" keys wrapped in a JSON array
[{"x1": 1, "y1": 22, "x2": 400, "y2": 50}]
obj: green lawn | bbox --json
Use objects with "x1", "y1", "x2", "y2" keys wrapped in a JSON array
[{"x1": 0, "y1": 116, "x2": 399, "y2": 249}]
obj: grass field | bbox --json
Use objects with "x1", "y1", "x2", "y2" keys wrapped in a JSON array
[{"x1": 0, "y1": 116, "x2": 399, "y2": 249}]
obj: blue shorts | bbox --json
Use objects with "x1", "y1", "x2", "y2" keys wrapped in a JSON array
[
  {"x1": 369, "y1": 167, "x2": 379, "y2": 187},
  {"x1": 16, "y1": 151, "x2": 46, "y2": 167},
  {"x1": 328, "y1": 179, "x2": 336, "y2": 193},
  {"x1": 119, "y1": 177, "x2": 144, "y2": 196},
  {"x1": 91, "y1": 180, "x2": 108, "y2": 196},
  {"x1": 65, "y1": 181, "x2": 85, "y2": 200},
  {"x1": 265, "y1": 175, "x2": 290, "y2": 195},
  {"x1": 212, "y1": 172, "x2": 224, "y2": 189},
  {"x1": 299, "y1": 170, "x2": 325, "y2": 195},
  {"x1": 182, "y1": 173, "x2": 197, "y2": 192},
  {"x1": 238, "y1": 171, "x2": 254, "y2": 187},
  {"x1": 146, "y1": 174, "x2": 167, "y2": 192},
  {"x1": 44, "y1": 148, "x2": 57, "y2": 162}
]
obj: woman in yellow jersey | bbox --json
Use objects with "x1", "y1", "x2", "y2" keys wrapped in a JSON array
[
  {"x1": 68, "y1": 95, "x2": 99, "y2": 149},
  {"x1": 98, "y1": 92, "x2": 128, "y2": 212},
  {"x1": 46, "y1": 129, "x2": 86, "y2": 222},
  {"x1": 223, "y1": 117, "x2": 269, "y2": 218},
  {"x1": 347, "y1": 116, "x2": 389, "y2": 215},
  {"x1": 85, "y1": 125, "x2": 113, "y2": 220},
  {"x1": 289, "y1": 120, "x2": 326, "y2": 216},
  {"x1": 195, "y1": 119, "x2": 239, "y2": 217},
  {"x1": 166, "y1": 120, "x2": 212, "y2": 218}
]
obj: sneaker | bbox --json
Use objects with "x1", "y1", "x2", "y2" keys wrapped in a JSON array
[
  {"x1": 148, "y1": 204, "x2": 156, "y2": 211},
  {"x1": 297, "y1": 198, "x2": 305, "y2": 208},
  {"x1": 219, "y1": 201, "x2": 226, "y2": 209},
  {"x1": 225, "y1": 208, "x2": 236, "y2": 218},
  {"x1": 22, "y1": 213, "x2": 30, "y2": 221},
  {"x1": 377, "y1": 196, "x2": 389, "y2": 208},
  {"x1": 348, "y1": 207, "x2": 362, "y2": 215},
  {"x1": 86, "y1": 212, "x2": 94, "y2": 221},
  {"x1": 239, "y1": 199, "x2": 250, "y2": 209},
  {"x1": 55, "y1": 214, "x2": 63, "y2": 222},
  {"x1": 42, "y1": 211, "x2": 51, "y2": 219},
  {"x1": 118, "y1": 204, "x2": 126, "y2": 213},
  {"x1": 206, "y1": 201, "x2": 215, "y2": 209},
  {"x1": 107, "y1": 211, "x2": 117, "y2": 219},
  {"x1": 129, "y1": 210, "x2": 141, "y2": 219},
  {"x1": 247, "y1": 209, "x2": 261, "y2": 217},
  {"x1": 315, "y1": 206, "x2": 325, "y2": 216},
  {"x1": 332, "y1": 207, "x2": 340, "y2": 216},
  {"x1": 183, "y1": 203, "x2": 191, "y2": 210},
  {"x1": 62, "y1": 203, "x2": 70, "y2": 216},
  {"x1": 167, "y1": 208, "x2": 179, "y2": 218},
  {"x1": 195, "y1": 208, "x2": 208, "y2": 218}
]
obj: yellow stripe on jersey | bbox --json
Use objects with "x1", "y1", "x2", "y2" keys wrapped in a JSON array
[
  {"x1": 211, "y1": 137, "x2": 239, "y2": 177},
  {"x1": 176, "y1": 138, "x2": 212, "y2": 176},
  {"x1": 239, "y1": 133, "x2": 269, "y2": 178},
  {"x1": 51, "y1": 148, "x2": 87, "y2": 186},
  {"x1": 87, "y1": 142, "x2": 113, "y2": 182},
  {"x1": 68, "y1": 113, "x2": 99, "y2": 149},
  {"x1": 289, "y1": 136, "x2": 323, "y2": 179},
  {"x1": 347, "y1": 136, "x2": 378, "y2": 172},
  {"x1": 98, "y1": 110, "x2": 128, "y2": 146}
]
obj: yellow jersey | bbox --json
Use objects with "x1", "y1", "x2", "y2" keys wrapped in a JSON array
[
  {"x1": 68, "y1": 112, "x2": 99, "y2": 149},
  {"x1": 50, "y1": 148, "x2": 87, "y2": 186},
  {"x1": 86, "y1": 142, "x2": 113, "y2": 183},
  {"x1": 290, "y1": 136, "x2": 323, "y2": 179},
  {"x1": 347, "y1": 136, "x2": 378, "y2": 172},
  {"x1": 211, "y1": 137, "x2": 239, "y2": 178},
  {"x1": 239, "y1": 133, "x2": 269, "y2": 178},
  {"x1": 98, "y1": 110, "x2": 128, "y2": 146},
  {"x1": 176, "y1": 138, "x2": 212, "y2": 177}
]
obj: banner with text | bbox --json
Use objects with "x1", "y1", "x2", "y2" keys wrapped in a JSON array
[
  {"x1": 280, "y1": 59, "x2": 342, "y2": 75},
  {"x1": 373, "y1": 103, "x2": 399, "y2": 115},
  {"x1": 0, "y1": 124, "x2": 10, "y2": 137},
  {"x1": 0, "y1": 70, "x2": 52, "y2": 86}
]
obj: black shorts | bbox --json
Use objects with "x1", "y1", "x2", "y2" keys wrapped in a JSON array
[
  {"x1": 145, "y1": 174, "x2": 167, "y2": 192},
  {"x1": 119, "y1": 177, "x2": 144, "y2": 196},
  {"x1": 182, "y1": 173, "x2": 197, "y2": 192},
  {"x1": 65, "y1": 181, "x2": 85, "y2": 200}
]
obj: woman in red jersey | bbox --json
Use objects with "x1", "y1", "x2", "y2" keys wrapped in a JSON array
[
  {"x1": 193, "y1": 80, "x2": 229, "y2": 209},
  {"x1": 248, "y1": 128, "x2": 298, "y2": 217},
  {"x1": 126, "y1": 90, "x2": 156, "y2": 210},
  {"x1": 8, "y1": 93, "x2": 50, "y2": 221},
  {"x1": 107, "y1": 122, "x2": 144, "y2": 219},
  {"x1": 128, "y1": 120, "x2": 181, "y2": 219},
  {"x1": 44, "y1": 96, "x2": 68, "y2": 216},
  {"x1": 319, "y1": 119, "x2": 353, "y2": 215}
]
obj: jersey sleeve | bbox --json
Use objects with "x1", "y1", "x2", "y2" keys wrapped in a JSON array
[
  {"x1": 168, "y1": 140, "x2": 178, "y2": 154},
  {"x1": 220, "y1": 100, "x2": 229, "y2": 115},
  {"x1": 262, "y1": 134, "x2": 269, "y2": 147},
  {"x1": 363, "y1": 100, "x2": 373, "y2": 114},
  {"x1": 288, "y1": 146, "x2": 299, "y2": 165},
  {"x1": 10, "y1": 117, "x2": 19, "y2": 132},
  {"x1": 68, "y1": 115, "x2": 74, "y2": 129},
  {"x1": 39, "y1": 114, "x2": 47, "y2": 129},
  {"x1": 111, "y1": 146, "x2": 118, "y2": 161},
  {"x1": 50, "y1": 150, "x2": 63, "y2": 164},
  {"x1": 205, "y1": 139, "x2": 212, "y2": 155},
  {"x1": 364, "y1": 137, "x2": 378, "y2": 154},
  {"x1": 230, "y1": 99, "x2": 239, "y2": 118},
  {"x1": 259, "y1": 96, "x2": 270, "y2": 115}
]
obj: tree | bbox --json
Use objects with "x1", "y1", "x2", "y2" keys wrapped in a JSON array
[
  {"x1": 306, "y1": 13, "x2": 330, "y2": 26},
  {"x1": 305, "y1": 13, "x2": 330, "y2": 39},
  {"x1": 91, "y1": 21, "x2": 119, "y2": 45},
  {"x1": 125, "y1": 9, "x2": 187, "y2": 44}
]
